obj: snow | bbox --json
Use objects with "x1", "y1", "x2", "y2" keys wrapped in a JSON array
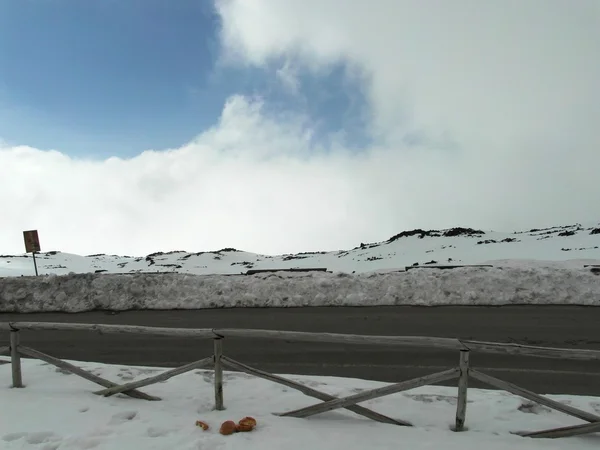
[
  {"x1": 1, "y1": 356, "x2": 598, "y2": 449},
  {"x1": 1, "y1": 264, "x2": 600, "y2": 312},
  {"x1": 1, "y1": 222, "x2": 599, "y2": 312},
  {"x1": 1, "y1": 222, "x2": 599, "y2": 278}
]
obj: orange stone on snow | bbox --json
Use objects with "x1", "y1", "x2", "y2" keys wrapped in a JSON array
[
  {"x1": 239, "y1": 416, "x2": 257, "y2": 428},
  {"x1": 195, "y1": 420, "x2": 209, "y2": 431},
  {"x1": 220, "y1": 420, "x2": 237, "y2": 435}
]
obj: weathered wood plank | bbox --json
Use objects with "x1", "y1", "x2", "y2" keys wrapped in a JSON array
[
  {"x1": 18, "y1": 346, "x2": 160, "y2": 401},
  {"x1": 280, "y1": 367, "x2": 459, "y2": 419},
  {"x1": 214, "y1": 328, "x2": 464, "y2": 350},
  {"x1": 0, "y1": 346, "x2": 9, "y2": 356},
  {"x1": 454, "y1": 350, "x2": 469, "y2": 431},
  {"x1": 222, "y1": 356, "x2": 411, "y2": 426},
  {"x1": 93, "y1": 356, "x2": 213, "y2": 397},
  {"x1": 213, "y1": 339, "x2": 224, "y2": 410},
  {"x1": 3, "y1": 321, "x2": 600, "y2": 361},
  {"x1": 461, "y1": 340, "x2": 600, "y2": 361},
  {"x1": 10, "y1": 331, "x2": 23, "y2": 388},
  {"x1": 519, "y1": 421, "x2": 600, "y2": 439},
  {"x1": 1, "y1": 322, "x2": 216, "y2": 339},
  {"x1": 470, "y1": 370, "x2": 600, "y2": 423}
]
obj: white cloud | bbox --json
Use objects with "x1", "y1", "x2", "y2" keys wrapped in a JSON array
[
  {"x1": 216, "y1": 0, "x2": 600, "y2": 144},
  {"x1": 275, "y1": 61, "x2": 301, "y2": 95},
  {"x1": 1, "y1": 1, "x2": 599, "y2": 256}
]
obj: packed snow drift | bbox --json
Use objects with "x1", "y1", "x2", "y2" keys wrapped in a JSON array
[
  {"x1": 1, "y1": 265, "x2": 600, "y2": 313},
  {"x1": 1, "y1": 356, "x2": 599, "y2": 449},
  {"x1": 0, "y1": 222, "x2": 598, "y2": 312}
]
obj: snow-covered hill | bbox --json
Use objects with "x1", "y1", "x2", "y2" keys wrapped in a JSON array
[{"x1": 1, "y1": 222, "x2": 599, "y2": 277}]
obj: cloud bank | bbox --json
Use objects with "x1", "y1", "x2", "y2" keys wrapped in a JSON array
[{"x1": 1, "y1": 0, "x2": 599, "y2": 256}]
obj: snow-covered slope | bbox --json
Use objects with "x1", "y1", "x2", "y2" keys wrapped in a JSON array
[{"x1": 1, "y1": 223, "x2": 599, "y2": 277}]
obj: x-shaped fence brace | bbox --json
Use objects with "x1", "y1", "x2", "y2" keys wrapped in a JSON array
[
  {"x1": 220, "y1": 356, "x2": 412, "y2": 426},
  {"x1": 276, "y1": 366, "x2": 460, "y2": 419},
  {"x1": 468, "y1": 370, "x2": 600, "y2": 439},
  {"x1": 17, "y1": 346, "x2": 162, "y2": 401}
]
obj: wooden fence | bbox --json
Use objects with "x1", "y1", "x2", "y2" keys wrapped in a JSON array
[{"x1": 1, "y1": 321, "x2": 600, "y2": 439}]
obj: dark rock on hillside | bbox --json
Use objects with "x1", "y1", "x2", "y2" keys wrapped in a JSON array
[
  {"x1": 231, "y1": 261, "x2": 254, "y2": 268},
  {"x1": 443, "y1": 227, "x2": 485, "y2": 237},
  {"x1": 387, "y1": 226, "x2": 485, "y2": 243},
  {"x1": 388, "y1": 229, "x2": 441, "y2": 242},
  {"x1": 558, "y1": 230, "x2": 576, "y2": 237},
  {"x1": 591, "y1": 228, "x2": 600, "y2": 235},
  {"x1": 158, "y1": 264, "x2": 182, "y2": 269},
  {"x1": 146, "y1": 250, "x2": 186, "y2": 257},
  {"x1": 480, "y1": 237, "x2": 519, "y2": 244},
  {"x1": 283, "y1": 255, "x2": 309, "y2": 261},
  {"x1": 354, "y1": 242, "x2": 380, "y2": 250}
]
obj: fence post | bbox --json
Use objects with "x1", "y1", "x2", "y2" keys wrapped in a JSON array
[
  {"x1": 10, "y1": 329, "x2": 23, "y2": 388},
  {"x1": 455, "y1": 349, "x2": 470, "y2": 431},
  {"x1": 213, "y1": 338, "x2": 224, "y2": 410}
]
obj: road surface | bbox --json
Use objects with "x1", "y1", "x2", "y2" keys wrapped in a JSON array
[{"x1": 2, "y1": 306, "x2": 600, "y2": 395}]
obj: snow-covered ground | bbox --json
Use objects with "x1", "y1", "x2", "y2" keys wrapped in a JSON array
[
  {"x1": 1, "y1": 356, "x2": 598, "y2": 449},
  {"x1": 1, "y1": 223, "x2": 599, "y2": 277}
]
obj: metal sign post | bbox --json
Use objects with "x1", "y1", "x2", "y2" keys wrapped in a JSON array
[{"x1": 23, "y1": 230, "x2": 41, "y2": 276}]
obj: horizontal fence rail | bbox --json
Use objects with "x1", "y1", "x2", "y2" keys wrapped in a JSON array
[
  {"x1": 2, "y1": 320, "x2": 600, "y2": 440},
  {"x1": 2, "y1": 321, "x2": 600, "y2": 361}
]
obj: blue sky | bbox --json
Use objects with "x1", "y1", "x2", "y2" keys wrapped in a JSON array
[{"x1": 0, "y1": 0, "x2": 369, "y2": 158}]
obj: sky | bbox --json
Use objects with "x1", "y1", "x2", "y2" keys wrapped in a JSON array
[{"x1": 1, "y1": 0, "x2": 599, "y2": 256}]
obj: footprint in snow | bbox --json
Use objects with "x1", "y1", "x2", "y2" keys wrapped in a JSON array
[
  {"x1": 108, "y1": 410, "x2": 138, "y2": 425},
  {"x1": 146, "y1": 426, "x2": 174, "y2": 438},
  {"x1": 3, "y1": 431, "x2": 61, "y2": 444}
]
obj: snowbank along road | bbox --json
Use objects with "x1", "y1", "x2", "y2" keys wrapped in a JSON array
[{"x1": 1, "y1": 264, "x2": 599, "y2": 312}]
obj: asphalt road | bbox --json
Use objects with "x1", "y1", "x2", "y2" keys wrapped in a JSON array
[{"x1": 2, "y1": 306, "x2": 600, "y2": 395}]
